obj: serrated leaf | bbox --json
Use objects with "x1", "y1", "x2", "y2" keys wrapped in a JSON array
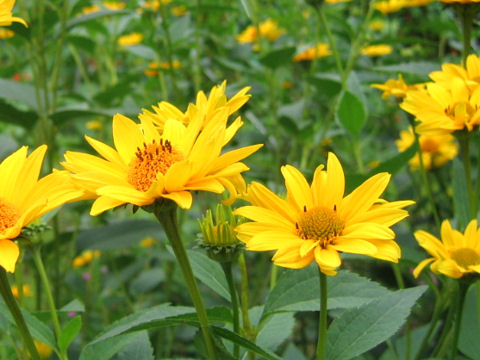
[
  {"x1": 187, "y1": 250, "x2": 230, "y2": 301},
  {"x1": 58, "y1": 316, "x2": 82, "y2": 354},
  {"x1": 77, "y1": 219, "x2": 163, "y2": 251},
  {"x1": 80, "y1": 332, "x2": 147, "y2": 360},
  {"x1": 263, "y1": 266, "x2": 391, "y2": 315},
  {"x1": 113, "y1": 331, "x2": 154, "y2": 360},
  {"x1": 256, "y1": 312, "x2": 295, "y2": 351},
  {"x1": 452, "y1": 159, "x2": 471, "y2": 229},
  {"x1": 325, "y1": 286, "x2": 427, "y2": 360},
  {"x1": 336, "y1": 91, "x2": 366, "y2": 136},
  {"x1": 259, "y1": 47, "x2": 296, "y2": 69}
]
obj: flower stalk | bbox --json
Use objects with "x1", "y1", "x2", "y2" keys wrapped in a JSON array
[
  {"x1": 316, "y1": 269, "x2": 328, "y2": 360},
  {"x1": 222, "y1": 261, "x2": 240, "y2": 358}
]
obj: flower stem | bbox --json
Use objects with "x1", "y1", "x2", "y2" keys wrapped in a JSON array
[
  {"x1": 31, "y1": 246, "x2": 68, "y2": 360},
  {"x1": 154, "y1": 202, "x2": 217, "y2": 360},
  {"x1": 316, "y1": 269, "x2": 328, "y2": 360},
  {"x1": 238, "y1": 253, "x2": 255, "y2": 360},
  {"x1": 458, "y1": 132, "x2": 476, "y2": 218},
  {"x1": 451, "y1": 281, "x2": 469, "y2": 360},
  {"x1": 222, "y1": 262, "x2": 240, "y2": 359},
  {"x1": 0, "y1": 268, "x2": 41, "y2": 360}
]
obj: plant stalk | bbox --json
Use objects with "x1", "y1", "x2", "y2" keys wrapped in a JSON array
[{"x1": 316, "y1": 269, "x2": 328, "y2": 360}]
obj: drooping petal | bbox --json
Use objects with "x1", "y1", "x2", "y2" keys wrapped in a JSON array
[{"x1": 0, "y1": 239, "x2": 20, "y2": 273}]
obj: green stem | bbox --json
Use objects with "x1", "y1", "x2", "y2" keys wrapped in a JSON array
[
  {"x1": 193, "y1": 0, "x2": 203, "y2": 92},
  {"x1": 352, "y1": 135, "x2": 365, "y2": 174},
  {"x1": 269, "y1": 264, "x2": 278, "y2": 291},
  {"x1": 415, "y1": 284, "x2": 442, "y2": 359},
  {"x1": 154, "y1": 202, "x2": 217, "y2": 360},
  {"x1": 451, "y1": 281, "x2": 469, "y2": 360},
  {"x1": 316, "y1": 269, "x2": 328, "y2": 360},
  {"x1": 458, "y1": 132, "x2": 476, "y2": 218},
  {"x1": 458, "y1": 5, "x2": 474, "y2": 65},
  {"x1": 238, "y1": 252, "x2": 255, "y2": 360},
  {"x1": 434, "y1": 281, "x2": 458, "y2": 358},
  {"x1": 159, "y1": 2, "x2": 179, "y2": 100},
  {"x1": 31, "y1": 247, "x2": 67, "y2": 360},
  {"x1": 222, "y1": 262, "x2": 240, "y2": 359},
  {"x1": 0, "y1": 268, "x2": 41, "y2": 360}
]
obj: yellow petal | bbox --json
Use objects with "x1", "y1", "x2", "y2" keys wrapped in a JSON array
[
  {"x1": 91, "y1": 196, "x2": 126, "y2": 216},
  {"x1": 0, "y1": 239, "x2": 19, "y2": 273},
  {"x1": 281, "y1": 165, "x2": 313, "y2": 211},
  {"x1": 112, "y1": 114, "x2": 144, "y2": 164},
  {"x1": 85, "y1": 136, "x2": 124, "y2": 165},
  {"x1": 161, "y1": 191, "x2": 192, "y2": 209},
  {"x1": 331, "y1": 238, "x2": 377, "y2": 255},
  {"x1": 324, "y1": 152, "x2": 345, "y2": 208},
  {"x1": 314, "y1": 246, "x2": 341, "y2": 268},
  {"x1": 413, "y1": 258, "x2": 435, "y2": 278},
  {"x1": 234, "y1": 206, "x2": 293, "y2": 229}
]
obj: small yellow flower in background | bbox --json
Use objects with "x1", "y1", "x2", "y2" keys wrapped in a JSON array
[
  {"x1": 375, "y1": 0, "x2": 405, "y2": 13},
  {"x1": 361, "y1": 44, "x2": 393, "y2": 57},
  {"x1": 0, "y1": 146, "x2": 85, "y2": 273},
  {"x1": 414, "y1": 219, "x2": 480, "y2": 279},
  {"x1": 234, "y1": 152, "x2": 414, "y2": 275},
  {"x1": 371, "y1": 74, "x2": 425, "y2": 99},
  {"x1": 34, "y1": 340, "x2": 53, "y2": 360},
  {"x1": 293, "y1": 43, "x2": 332, "y2": 62},
  {"x1": 62, "y1": 83, "x2": 262, "y2": 214},
  {"x1": 396, "y1": 126, "x2": 458, "y2": 170},
  {"x1": 400, "y1": 54, "x2": 480, "y2": 135},
  {"x1": 369, "y1": 19, "x2": 385, "y2": 32},
  {"x1": 171, "y1": 5, "x2": 187, "y2": 16},
  {"x1": 145, "y1": 60, "x2": 181, "y2": 76},
  {"x1": 86, "y1": 120, "x2": 102, "y2": 130},
  {"x1": 103, "y1": 1, "x2": 126, "y2": 10},
  {"x1": 117, "y1": 32, "x2": 143, "y2": 46},
  {"x1": 326, "y1": 0, "x2": 351, "y2": 3},
  {"x1": 0, "y1": 0, "x2": 27, "y2": 27},
  {"x1": 73, "y1": 250, "x2": 100, "y2": 268},
  {"x1": 81, "y1": 5, "x2": 100, "y2": 15},
  {"x1": 236, "y1": 19, "x2": 285, "y2": 44},
  {"x1": 0, "y1": 28, "x2": 14, "y2": 38},
  {"x1": 404, "y1": 0, "x2": 434, "y2": 5},
  {"x1": 283, "y1": 81, "x2": 292, "y2": 89},
  {"x1": 143, "y1": 0, "x2": 171, "y2": 10},
  {"x1": 140, "y1": 236, "x2": 156, "y2": 247},
  {"x1": 11, "y1": 284, "x2": 33, "y2": 298},
  {"x1": 440, "y1": 0, "x2": 480, "y2": 3}
]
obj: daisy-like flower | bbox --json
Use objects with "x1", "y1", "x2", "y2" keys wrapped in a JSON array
[
  {"x1": 139, "y1": 81, "x2": 250, "y2": 144},
  {"x1": 371, "y1": 74, "x2": 425, "y2": 99},
  {"x1": 0, "y1": 146, "x2": 84, "y2": 272},
  {"x1": 0, "y1": 0, "x2": 27, "y2": 27},
  {"x1": 361, "y1": 44, "x2": 393, "y2": 57},
  {"x1": 117, "y1": 32, "x2": 143, "y2": 46},
  {"x1": 293, "y1": 43, "x2": 331, "y2": 62},
  {"x1": 395, "y1": 126, "x2": 458, "y2": 170},
  {"x1": 413, "y1": 219, "x2": 480, "y2": 279},
  {"x1": 62, "y1": 108, "x2": 262, "y2": 215},
  {"x1": 375, "y1": 0, "x2": 406, "y2": 14},
  {"x1": 236, "y1": 19, "x2": 285, "y2": 44},
  {"x1": 234, "y1": 153, "x2": 414, "y2": 275}
]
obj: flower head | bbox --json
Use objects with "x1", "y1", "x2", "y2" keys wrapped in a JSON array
[
  {"x1": 371, "y1": 74, "x2": 425, "y2": 99},
  {"x1": 235, "y1": 153, "x2": 413, "y2": 275},
  {"x1": 0, "y1": 146, "x2": 84, "y2": 272},
  {"x1": 62, "y1": 89, "x2": 262, "y2": 215},
  {"x1": 361, "y1": 44, "x2": 393, "y2": 57},
  {"x1": 396, "y1": 126, "x2": 458, "y2": 170},
  {"x1": 236, "y1": 19, "x2": 285, "y2": 44},
  {"x1": 293, "y1": 43, "x2": 331, "y2": 62},
  {"x1": 414, "y1": 220, "x2": 480, "y2": 279},
  {"x1": 0, "y1": 0, "x2": 27, "y2": 27},
  {"x1": 117, "y1": 32, "x2": 143, "y2": 46}
]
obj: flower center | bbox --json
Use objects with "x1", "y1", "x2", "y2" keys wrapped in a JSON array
[
  {"x1": 420, "y1": 138, "x2": 439, "y2": 153},
  {"x1": 127, "y1": 140, "x2": 184, "y2": 192},
  {"x1": 296, "y1": 206, "x2": 345, "y2": 246},
  {"x1": 0, "y1": 198, "x2": 20, "y2": 234},
  {"x1": 451, "y1": 248, "x2": 480, "y2": 269}
]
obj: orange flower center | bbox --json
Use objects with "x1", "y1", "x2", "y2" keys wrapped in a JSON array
[
  {"x1": 451, "y1": 248, "x2": 480, "y2": 269},
  {"x1": 0, "y1": 198, "x2": 19, "y2": 233},
  {"x1": 420, "y1": 138, "x2": 439, "y2": 153},
  {"x1": 296, "y1": 206, "x2": 344, "y2": 245},
  {"x1": 127, "y1": 140, "x2": 184, "y2": 192}
]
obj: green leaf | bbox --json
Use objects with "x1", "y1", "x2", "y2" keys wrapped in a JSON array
[
  {"x1": 113, "y1": 331, "x2": 154, "y2": 360},
  {"x1": 187, "y1": 250, "x2": 231, "y2": 301},
  {"x1": 452, "y1": 159, "x2": 471, "y2": 229},
  {"x1": 336, "y1": 90, "x2": 366, "y2": 136},
  {"x1": 325, "y1": 286, "x2": 427, "y2": 360},
  {"x1": 80, "y1": 332, "x2": 148, "y2": 360},
  {"x1": 77, "y1": 219, "x2": 163, "y2": 251},
  {"x1": 239, "y1": 0, "x2": 255, "y2": 20},
  {"x1": 22, "y1": 311, "x2": 56, "y2": 349},
  {"x1": 129, "y1": 268, "x2": 164, "y2": 294},
  {"x1": 60, "y1": 299, "x2": 85, "y2": 313},
  {"x1": 0, "y1": 79, "x2": 39, "y2": 110},
  {"x1": 124, "y1": 45, "x2": 156, "y2": 60},
  {"x1": 256, "y1": 312, "x2": 295, "y2": 351},
  {"x1": 263, "y1": 266, "x2": 390, "y2": 315},
  {"x1": 458, "y1": 284, "x2": 480, "y2": 360},
  {"x1": 66, "y1": 10, "x2": 130, "y2": 30},
  {"x1": 308, "y1": 74, "x2": 342, "y2": 99},
  {"x1": 374, "y1": 61, "x2": 440, "y2": 77},
  {"x1": 259, "y1": 47, "x2": 296, "y2": 69},
  {"x1": 0, "y1": 135, "x2": 18, "y2": 160},
  {"x1": 369, "y1": 144, "x2": 416, "y2": 175},
  {"x1": 58, "y1": 316, "x2": 82, "y2": 354}
]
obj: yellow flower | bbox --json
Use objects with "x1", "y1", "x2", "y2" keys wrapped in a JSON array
[
  {"x1": 11, "y1": 284, "x2": 33, "y2": 298},
  {"x1": 34, "y1": 340, "x2": 53, "y2": 360},
  {"x1": 395, "y1": 126, "x2": 458, "y2": 170},
  {"x1": 404, "y1": 0, "x2": 434, "y2": 5},
  {"x1": 414, "y1": 219, "x2": 480, "y2": 279},
  {"x1": 140, "y1": 236, "x2": 156, "y2": 247},
  {"x1": 86, "y1": 120, "x2": 102, "y2": 130},
  {"x1": 369, "y1": 19, "x2": 385, "y2": 31},
  {"x1": 0, "y1": 146, "x2": 84, "y2": 272},
  {"x1": 171, "y1": 5, "x2": 187, "y2": 16},
  {"x1": 236, "y1": 19, "x2": 285, "y2": 44},
  {"x1": 400, "y1": 55, "x2": 480, "y2": 135},
  {"x1": 143, "y1": 0, "x2": 171, "y2": 10},
  {"x1": 117, "y1": 32, "x2": 143, "y2": 46},
  {"x1": 0, "y1": 0, "x2": 27, "y2": 27},
  {"x1": 375, "y1": 0, "x2": 405, "y2": 13},
  {"x1": 73, "y1": 250, "x2": 100, "y2": 268},
  {"x1": 326, "y1": 0, "x2": 351, "y2": 3},
  {"x1": 144, "y1": 60, "x2": 181, "y2": 76},
  {"x1": 371, "y1": 74, "x2": 425, "y2": 99},
  {"x1": 81, "y1": 5, "x2": 100, "y2": 15},
  {"x1": 361, "y1": 44, "x2": 393, "y2": 57},
  {"x1": 62, "y1": 94, "x2": 262, "y2": 215},
  {"x1": 139, "y1": 81, "x2": 251, "y2": 144},
  {"x1": 293, "y1": 43, "x2": 332, "y2": 62},
  {"x1": 0, "y1": 28, "x2": 14, "y2": 38},
  {"x1": 234, "y1": 153, "x2": 414, "y2": 276},
  {"x1": 103, "y1": 1, "x2": 126, "y2": 10}
]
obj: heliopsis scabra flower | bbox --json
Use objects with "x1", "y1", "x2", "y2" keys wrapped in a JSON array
[
  {"x1": 361, "y1": 44, "x2": 393, "y2": 57},
  {"x1": 395, "y1": 126, "x2": 458, "y2": 170},
  {"x1": 139, "y1": 81, "x2": 250, "y2": 144},
  {"x1": 375, "y1": 0, "x2": 405, "y2": 14},
  {"x1": 236, "y1": 19, "x2": 285, "y2": 44},
  {"x1": 62, "y1": 110, "x2": 262, "y2": 215},
  {"x1": 117, "y1": 32, "x2": 143, "y2": 46},
  {"x1": 0, "y1": 0, "x2": 27, "y2": 27},
  {"x1": 371, "y1": 74, "x2": 425, "y2": 99},
  {"x1": 293, "y1": 43, "x2": 331, "y2": 62},
  {"x1": 0, "y1": 146, "x2": 84, "y2": 272},
  {"x1": 413, "y1": 219, "x2": 480, "y2": 279},
  {"x1": 234, "y1": 153, "x2": 414, "y2": 275}
]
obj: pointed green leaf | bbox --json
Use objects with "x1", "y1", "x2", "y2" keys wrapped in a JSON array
[
  {"x1": 58, "y1": 316, "x2": 82, "y2": 354},
  {"x1": 336, "y1": 91, "x2": 366, "y2": 136},
  {"x1": 259, "y1": 47, "x2": 296, "y2": 69}
]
